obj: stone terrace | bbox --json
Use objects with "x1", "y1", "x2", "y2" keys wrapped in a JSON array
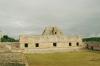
[{"x1": 0, "y1": 52, "x2": 28, "y2": 66}]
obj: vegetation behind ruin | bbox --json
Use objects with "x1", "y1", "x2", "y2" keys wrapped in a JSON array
[
  {"x1": 83, "y1": 37, "x2": 100, "y2": 42},
  {"x1": 1, "y1": 35, "x2": 19, "y2": 42}
]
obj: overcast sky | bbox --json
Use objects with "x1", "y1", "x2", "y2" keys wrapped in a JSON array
[{"x1": 0, "y1": 0, "x2": 100, "y2": 38}]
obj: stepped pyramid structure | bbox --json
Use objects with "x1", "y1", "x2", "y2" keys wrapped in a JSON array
[
  {"x1": 42, "y1": 26, "x2": 63, "y2": 35},
  {"x1": 20, "y1": 26, "x2": 84, "y2": 53}
]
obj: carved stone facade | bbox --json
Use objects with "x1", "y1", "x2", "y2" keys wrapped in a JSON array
[
  {"x1": 20, "y1": 26, "x2": 84, "y2": 53},
  {"x1": 42, "y1": 26, "x2": 64, "y2": 35}
]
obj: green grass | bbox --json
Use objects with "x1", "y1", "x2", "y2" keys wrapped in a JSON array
[{"x1": 25, "y1": 51, "x2": 100, "y2": 66}]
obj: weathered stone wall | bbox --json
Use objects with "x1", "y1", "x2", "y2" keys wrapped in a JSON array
[
  {"x1": 85, "y1": 41, "x2": 100, "y2": 50},
  {"x1": 42, "y1": 26, "x2": 64, "y2": 35},
  {"x1": 19, "y1": 26, "x2": 84, "y2": 53},
  {"x1": 20, "y1": 35, "x2": 84, "y2": 52},
  {"x1": 0, "y1": 42, "x2": 21, "y2": 52},
  {"x1": 23, "y1": 47, "x2": 83, "y2": 53},
  {"x1": 0, "y1": 52, "x2": 28, "y2": 66}
]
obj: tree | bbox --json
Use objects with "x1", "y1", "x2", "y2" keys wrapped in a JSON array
[
  {"x1": 1, "y1": 35, "x2": 19, "y2": 42},
  {"x1": 83, "y1": 37, "x2": 100, "y2": 42}
]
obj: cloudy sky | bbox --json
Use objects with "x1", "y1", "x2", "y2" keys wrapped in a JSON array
[{"x1": 0, "y1": 0, "x2": 100, "y2": 38}]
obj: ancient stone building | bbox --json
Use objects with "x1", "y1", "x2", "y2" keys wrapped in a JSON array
[{"x1": 20, "y1": 26, "x2": 84, "y2": 53}]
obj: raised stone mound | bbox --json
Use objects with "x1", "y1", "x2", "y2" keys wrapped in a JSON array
[
  {"x1": 42, "y1": 26, "x2": 64, "y2": 35},
  {"x1": 0, "y1": 42, "x2": 21, "y2": 53},
  {"x1": 0, "y1": 52, "x2": 28, "y2": 66},
  {"x1": 0, "y1": 44, "x2": 10, "y2": 52}
]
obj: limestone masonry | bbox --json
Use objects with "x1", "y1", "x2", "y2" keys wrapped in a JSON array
[{"x1": 20, "y1": 26, "x2": 84, "y2": 53}]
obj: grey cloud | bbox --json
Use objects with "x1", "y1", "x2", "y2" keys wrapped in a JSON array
[{"x1": 0, "y1": 0, "x2": 100, "y2": 38}]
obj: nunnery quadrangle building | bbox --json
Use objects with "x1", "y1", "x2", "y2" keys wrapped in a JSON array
[{"x1": 20, "y1": 26, "x2": 84, "y2": 53}]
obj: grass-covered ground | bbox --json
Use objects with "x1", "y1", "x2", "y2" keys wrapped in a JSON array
[{"x1": 25, "y1": 51, "x2": 100, "y2": 66}]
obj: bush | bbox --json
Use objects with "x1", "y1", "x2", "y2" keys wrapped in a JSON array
[{"x1": 1, "y1": 35, "x2": 19, "y2": 42}]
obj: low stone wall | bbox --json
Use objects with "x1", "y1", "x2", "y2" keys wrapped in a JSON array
[
  {"x1": 0, "y1": 42, "x2": 21, "y2": 52},
  {"x1": 0, "y1": 63, "x2": 25, "y2": 66},
  {"x1": 0, "y1": 52, "x2": 28, "y2": 66},
  {"x1": 22, "y1": 47, "x2": 84, "y2": 53},
  {"x1": 85, "y1": 41, "x2": 100, "y2": 50},
  {"x1": 0, "y1": 42, "x2": 85, "y2": 53}
]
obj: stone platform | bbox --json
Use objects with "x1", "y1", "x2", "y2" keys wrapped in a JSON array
[{"x1": 0, "y1": 52, "x2": 28, "y2": 66}]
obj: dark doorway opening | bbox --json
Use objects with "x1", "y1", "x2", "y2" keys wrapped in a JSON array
[
  {"x1": 53, "y1": 43, "x2": 57, "y2": 47},
  {"x1": 25, "y1": 43, "x2": 28, "y2": 48},
  {"x1": 35, "y1": 43, "x2": 39, "y2": 47},
  {"x1": 91, "y1": 46, "x2": 94, "y2": 50},
  {"x1": 69, "y1": 42, "x2": 72, "y2": 46},
  {"x1": 55, "y1": 32, "x2": 57, "y2": 34},
  {"x1": 76, "y1": 42, "x2": 79, "y2": 46}
]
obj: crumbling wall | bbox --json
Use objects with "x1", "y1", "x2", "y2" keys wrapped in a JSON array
[
  {"x1": 0, "y1": 53, "x2": 28, "y2": 66},
  {"x1": 0, "y1": 42, "x2": 21, "y2": 52},
  {"x1": 42, "y1": 26, "x2": 63, "y2": 35},
  {"x1": 85, "y1": 41, "x2": 100, "y2": 50}
]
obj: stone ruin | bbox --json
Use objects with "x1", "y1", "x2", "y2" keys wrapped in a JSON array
[
  {"x1": 0, "y1": 52, "x2": 28, "y2": 66},
  {"x1": 20, "y1": 26, "x2": 84, "y2": 53},
  {"x1": 42, "y1": 26, "x2": 64, "y2": 35},
  {"x1": 0, "y1": 42, "x2": 20, "y2": 53},
  {"x1": 0, "y1": 42, "x2": 28, "y2": 66}
]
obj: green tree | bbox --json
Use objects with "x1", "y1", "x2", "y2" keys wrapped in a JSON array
[
  {"x1": 83, "y1": 37, "x2": 100, "y2": 42},
  {"x1": 1, "y1": 35, "x2": 19, "y2": 42}
]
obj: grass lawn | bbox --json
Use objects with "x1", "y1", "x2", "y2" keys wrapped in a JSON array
[{"x1": 25, "y1": 51, "x2": 100, "y2": 66}]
